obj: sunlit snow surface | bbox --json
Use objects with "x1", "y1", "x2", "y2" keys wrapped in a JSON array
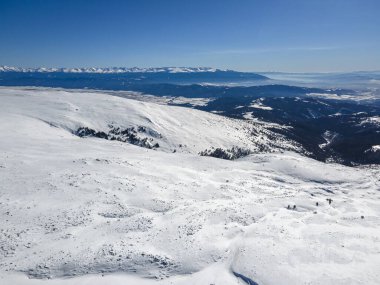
[{"x1": 0, "y1": 88, "x2": 379, "y2": 285}]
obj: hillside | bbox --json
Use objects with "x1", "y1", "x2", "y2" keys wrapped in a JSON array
[{"x1": 0, "y1": 87, "x2": 379, "y2": 285}]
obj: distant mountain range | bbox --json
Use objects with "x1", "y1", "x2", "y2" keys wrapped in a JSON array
[
  {"x1": 0, "y1": 66, "x2": 269, "y2": 86},
  {"x1": 0, "y1": 66, "x2": 229, "y2": 74},
  {"x1": 3, "y1": 66, "x2": 380, "y2": 90}
]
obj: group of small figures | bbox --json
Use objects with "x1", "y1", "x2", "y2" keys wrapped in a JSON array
[
  {"x1": 287, "y1": 205, "x2": 297, "y2": 210},
  {"x1": 287, "y1": 198, "x2": 334, "y2": 210},
  {"x1": 286, "y1": 198, "x2": 365, "y2": 219}
]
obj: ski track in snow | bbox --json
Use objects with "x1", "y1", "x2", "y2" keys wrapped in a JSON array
[{"x1": 0, "y1": 87, "x2": 379, "y2": 285}]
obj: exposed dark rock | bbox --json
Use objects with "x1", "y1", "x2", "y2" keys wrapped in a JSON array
[
  {"x1": 75, "y1": 127, "x2": 108, "y2": 139},
  {"x1": 74, "y1": 126, "x2": 160, "y2": 150},
  {"x1": 199, "y1": 147, "x2": 251, "y2": 160},
  {"x1": 232, "y1": 271, "x2": 260, "y2": 285}
]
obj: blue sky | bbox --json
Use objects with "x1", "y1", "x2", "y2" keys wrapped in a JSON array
[{"x1": 0, "y1": 0, "x2": 379, "y2": 72}]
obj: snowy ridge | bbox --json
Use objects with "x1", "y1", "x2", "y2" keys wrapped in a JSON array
[
  {"x1": 0, "y1": 87, "x2": 301, "y2": 155},
  {"x1": 0, "y1": 66, "x2": 226, "y2": 73},
  {"x1": 0, "y1": 87, "x2": 379, "y2": 285}
]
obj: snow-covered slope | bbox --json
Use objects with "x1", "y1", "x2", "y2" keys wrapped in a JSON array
[
  {"x1": 0, "y1": 87, "x2": 379, "y2": 285},
  {"x1": 0, "y1": 87, "x2": 300, "y2": 155}
]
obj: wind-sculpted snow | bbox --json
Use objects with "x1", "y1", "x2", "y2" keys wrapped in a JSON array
[{"x1": 0, "y1": 87, "x2": 379, "y2": 285}]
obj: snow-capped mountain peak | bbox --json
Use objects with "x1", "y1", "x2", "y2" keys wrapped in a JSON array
[{"x1": 0, "y1": 65, "x2": 227, "y2": 73}]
